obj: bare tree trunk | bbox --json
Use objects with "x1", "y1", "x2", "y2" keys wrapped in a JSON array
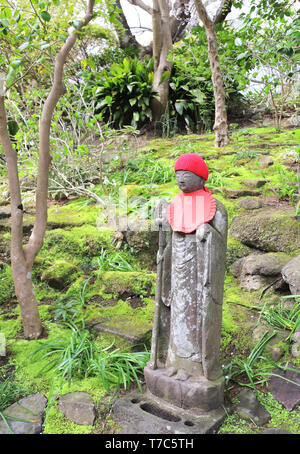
[
  {"x1": 128, "y1": 0, "x2": 189, "y2": 123},
  {"x1": 0, "y1": 95, "x2": 42, "y2": 338},
  {"x1": 193, "y1": 0, "x2": 230, "y2": 147},
  {"x1": 151, "y1": 0, "x2": 172, "y2": 121},
  {"x1": 206, "y1": 23, "x2": 229, "y2": 146},
  {"x1": 0, "y1": 0, "x2": 95, "y2": 339}
]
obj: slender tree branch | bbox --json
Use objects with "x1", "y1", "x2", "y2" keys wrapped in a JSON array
[
  {"x1": 193, "y1": 0, "x2": 212, "y2": 27},
  {"x1": 24, "y1": 0, "x2": 95, "y2": 265},
  {"x1": 127, "y1": 0, "x2": 154, "y2": 15}
]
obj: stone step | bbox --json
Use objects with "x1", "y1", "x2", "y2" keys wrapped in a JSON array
[{"x1": 87, "y1": 314, "x2": 152, "y2": 347}]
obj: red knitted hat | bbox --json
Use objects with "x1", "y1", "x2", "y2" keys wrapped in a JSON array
[{"x1": 174, "y1": 153, "x2": 209, "y2": 180}]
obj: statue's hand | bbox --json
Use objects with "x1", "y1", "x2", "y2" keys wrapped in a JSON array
[
  {"x1": 196, "y1": 223, "x2": 211, "y2": 242},
  {"x1": 157, "y1": 250, "x2": 164, "y2": 264},
  {"x1": 154, "y1": 199, "x2": 170, "y2": 229}
]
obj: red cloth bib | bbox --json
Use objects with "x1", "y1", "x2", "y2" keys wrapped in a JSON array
[{"x1": 167, "y1": 188, "x2": 216, "y2": 233}]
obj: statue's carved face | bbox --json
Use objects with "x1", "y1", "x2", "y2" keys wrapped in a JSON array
[{"x1": 176, "y1": 170, "x2": 205, "y2": 193}]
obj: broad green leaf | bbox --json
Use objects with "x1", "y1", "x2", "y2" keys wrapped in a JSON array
[
  {"x1": 175, "y1": 102, "x2": 185, "y2": 115},
  {"x1": 6, "y1": 67, "x2": 17, "y2": 87},
  {"x1": 133, "y1": 112, "x2": 139, "y2": 122},
  {"x1": 105, "y1": 95, "x2": 112, "y2": 106},
  {"x1": 0, "y1": 19, "x2": 9, "y2": 28},
  {"x1": 159, "y1": 70, "x2": 170, "y2": 85},
  {"x1": 129, "y1": 98, "x2": 137, "y2": 106},
  {"x1": 40, "y1": 11, "x2": 51, "y2": 21}
]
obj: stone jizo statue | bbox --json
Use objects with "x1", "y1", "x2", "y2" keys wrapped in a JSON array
[{"x1": 144, "y1": 153, "x2": 228, "y2": 413}]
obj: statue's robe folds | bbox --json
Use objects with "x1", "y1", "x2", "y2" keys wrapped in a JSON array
[{"x1": 144, "y1": 200, "x2": 228, "y2": 412}]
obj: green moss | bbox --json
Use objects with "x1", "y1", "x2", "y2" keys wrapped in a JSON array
[
  {"x1": 0, "y1": 316, "x2": 22, "y2": 341},
  {"x1": 43, "y1": 404, "x2": 94, "y2": 434},
  {"x1": 37, "y1": 304, "x2": 53, "y2": 322},
  {"x1": 219, "y1": 412, "x2": 260, "y2": 434},
  {"x1": 226, "y1": 237, "x2": 252, "y2": 268},
  {"x1": 230, "y1": 209, "x2": 300, "y2": 254},
  {"x1": 102, "y1": 297, "x2": 154, "y2": 323},
  {"x1": 47, "y1": 200, "x2": 101, "y2": 227},
  {"x1": 41, "y1": 259, "x2": 80, "y2": 288},
  {"x1": 258, "y1": 392, "x2": 300, "y2": 434},
  {"x1": 0, "y1": 264, "x2": 16, "y2": 304},
  {"x1": 34, "y1": 283, "x2": 59, "y2": 303},
  {"x1": 11, "y1": 323, "x2": 72, "y2": 393},
  {"x1": 85, "y1": 271, "x2": 156, "y2": 301},
  {"x1": 221, "y1": 274, "x2": 257, "y2": 359},
  {"x1": 38, "y1": 225, "x2": 116, "y2": 263}
]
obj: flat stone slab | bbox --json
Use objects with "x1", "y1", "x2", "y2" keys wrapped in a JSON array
[
  {"x1": 58, "y1": 392, "x2": 96, "y2": 426},
  {"x1": 242, "y1": 180, "x2": 267, "y2": 189},
  {"x1": 268, "y1": 364, "x2": 300, "y2": 410},
  {"x1": 0, "y1": 393, "x2": 47, "y2": 434},
  {"x1": 223, "y1": 188, "x2": 261, "y2": 199},
  {"x1": 87, "y1": 314, "x2": 152, "y2": 346},
  {"x1": 238, "y1": 198, "x2": 263, "y2": 210},
  {"x1": 113, "y1": 390, "x2": 227, "y2": 434}
]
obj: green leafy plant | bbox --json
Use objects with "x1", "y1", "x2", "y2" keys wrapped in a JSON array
[
  {"x1": 87, "y1": 347, "x2": 149, "y2": 392},
  {"x1": 29, "y1": 323, "x2": 149, "y2": 391},
  {"x1": 84, "y1": 57, "x2": 155, "y2": 128},
  {"x1": 92, "y1": 248, "x2": 136, "y2": 279},
  {"x1": 116, "y1": 154, "x2": 174, "y2": 186},
  {"x1": 29, "y1": 322, "x2": 97, "y2": 383},
  {"x1": 260, "y1": 295, "x2": 300, "y2": 340},
  {"x1": 274, "y1": 163, "x2": 298, "y2": 202},
  {"x1": 53, "y1": 299, "x2": 81, "y2": 322},
  {"x1": 223, "y1": 331, "x2": 277, "y2": 397},
  {"x1": 168, "y1": 23, "x2": 252, "y2": 132},
  {"x1": 233, "y1": 150, "x2": 259, "y2": 161}
]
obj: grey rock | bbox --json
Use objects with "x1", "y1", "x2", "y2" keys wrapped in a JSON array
[
  {"x1": 258, "y1": 156, "x2": 273, "y2": 167},
  {"x1": 87, "y1": 314, "x2": 152, "y2": 346},
  {"x1": 291, "y1": 329, "x2": 300, "y2": 358},
  {"x1": 240, "y1": 274, "x2": 274, "y2": 291},
  {"x1": 223, "y1": 188, "x2": 261, "y2": 199},
  {"x1": 269, "y1": 345, "x2": 285, "y2": 362},
  {"x1": 58, "y1": 392, "x2": 96, "y2": 426},
  {"x1": 231, "y1": 252, "x2": 290, "y2": 291},
  {"x1": 0, "y1": 332, "x2": 6, "y2": 356},
  {"x1": 282, "y1": 255, "x2": 300, "y2": 296},
  {"x1": 230, "y1": 257, "x2": 245, "y2": 277},
  {"x1": 242, "y1": 180, "x2": 267, "y2": 189},
  {"x1": 241, "y1": 253, "x2": 291, "y2": 276},
  {"x1": 238, "y1": 197, "x2": 263, "y2": 210},
  {"x1": 0, "y1": 393, "x2": 47, "y2": 434},
  {"x1": 268, "y1": 364, "x2": 300, "y2": 410},
  {"x1": 252, "y1": 324, "x2": 269, "y2": 343},
  {"x1": 236, "y1": 389, "x2": 271, "y2": 425},
  {"x1": 230, "y1": 209, "x2": 299, "y2": 254}
]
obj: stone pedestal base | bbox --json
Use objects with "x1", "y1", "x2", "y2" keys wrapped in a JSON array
[
  {"x1": 113, "y1": 390, "x2": 227, "y2": 434},
  {"x1": 144, "y1": 366, "x2": 224, "y2": 412}
]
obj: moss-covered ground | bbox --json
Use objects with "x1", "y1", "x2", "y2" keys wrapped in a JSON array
[{"x1": 0, "y1": 125, "x2": 299, "y2": 434}]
